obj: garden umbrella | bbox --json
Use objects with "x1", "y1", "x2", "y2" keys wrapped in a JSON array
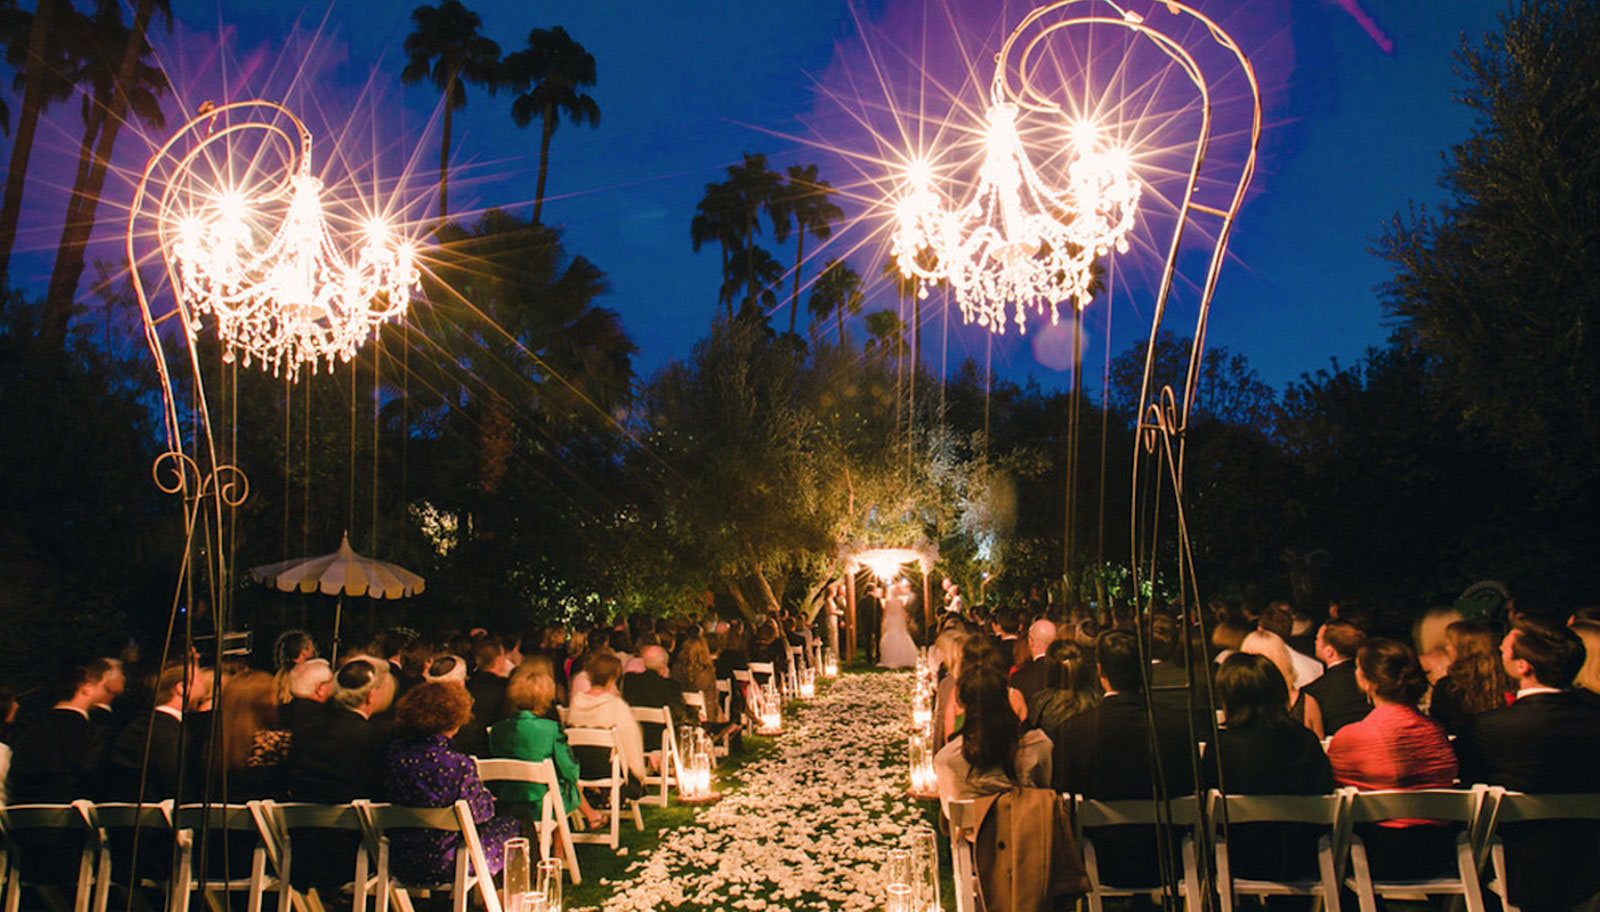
[{"x1": 249, "y1": 532, "x2": 424, "y2": 655}]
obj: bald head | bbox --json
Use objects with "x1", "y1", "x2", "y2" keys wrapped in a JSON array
[
  {"x1": 1028, "y1": 619, "x2": 1058, "y2": 657},
  {"x1": 642, "y1": 645, "x2": 670, "y2": 675}
]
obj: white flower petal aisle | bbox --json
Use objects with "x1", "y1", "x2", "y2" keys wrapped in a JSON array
[{"x1": 582, "y1": 671, "x2": 926, "y2": 911}]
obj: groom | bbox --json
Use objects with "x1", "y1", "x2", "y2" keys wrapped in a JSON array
[{"x1": 858, "y1": 583, "x2": 882, "y2": 663}]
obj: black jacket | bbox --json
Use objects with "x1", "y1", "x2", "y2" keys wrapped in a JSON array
[
  {"x1": 1458, "y1": 690, "x2": 1600, "y2": 909},
  {"x1": 1301, "y1": 661, "x2": 1369, "y2": 736},
  {"x1": 285, "y1": 705, "x2": 391, "y2": 803},
  {"x1": 10, "y1": 707, "x2": 106, "y2": 802}
]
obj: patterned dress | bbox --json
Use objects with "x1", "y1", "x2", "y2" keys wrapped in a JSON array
[{"x1": 383, "y1": 735, "x2": 522, "y2": 883}]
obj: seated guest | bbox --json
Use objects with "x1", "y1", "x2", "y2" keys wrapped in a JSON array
[
  {"x1": 1242, "y1": 630, "x2": 1324, "y2": 738},
  {"x1": 621, "y1": 645, "x2": 689, "y2": 754},
  {"x1": 1574, "y1": 607, "x2": 1600, "y2": 695},
  {"x1": 1457, "y1": 617, "x2": 1600, "y2": 912},
  {"x1": 1258, "y1": 601, "x2": 1324, "y2": 687},
  {"x1": 467, "y1": 636, "x2": 514, "y2": 727},
  {"x1": 935, "y1": 664, "x2": 1052, "y2": 802},
  {"x1": 1303, "y1": 619, "x2": 1370, "y2": 736},
  {"x1": 1025, "y1": 639, "x2": 1100, "y2": 734},
  {"x1": 752, "y1": 619, "x2": 788, "y2": 684},
  {"x1": 286, "y1": 656, "x2": 395, "y2": 803},
  {"x1": 1428, "y1": 620, "x2": 1512, "y2": 736},
  {"x1": 1051, "y1": 630, "x2": 1196, "y2": 886},
  {"x1": 930, "y1": 628, "x2": 968, "y2": 746},
  {"x1": 1327, "y1": 639, "x2": 1458, "y2": 879},
  {"x1": 280, "y1": 658, "x2": 333, "y2": 735},
  {"x1": 1009, "y1": 619, "x2": 1058, "y2": 705},
  {"x1": 384, "y1": 683, "x2": 521, "y2": 884},
  {"x1": 217, "y1": 670, "x2": 292, "y2": 800},
  {"x1": 487, "y1": 665, "x2": 605, "y2": 832},
  {"x1": 566, "y1": 654, "x2": 649, "y2": 785},
  {"x1": 671, "y1": 634, "x2": 724, "y2": 724},
  {"x1": 10, "y1": 661, "x2": 114, "y2": 802},
  {"x1": 107, "y1": 662, "x2": 191, "y2": 801},
  {"x1": 1209, "y1": 653, "x2": 1334, "y2": 880}
]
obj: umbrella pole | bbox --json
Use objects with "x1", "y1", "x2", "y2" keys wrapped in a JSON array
[{"x1": 333, "y1": 595, "x2": 344, "y2": 660}]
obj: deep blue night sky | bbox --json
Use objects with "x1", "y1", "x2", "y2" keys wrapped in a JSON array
[{"x1": 10, "y1": 0, "x2": 1506, "y2": 392}]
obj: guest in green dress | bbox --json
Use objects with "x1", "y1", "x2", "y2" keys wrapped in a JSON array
[{"x1": 487, "y1": 662, "x2": 605, "y2": 834}]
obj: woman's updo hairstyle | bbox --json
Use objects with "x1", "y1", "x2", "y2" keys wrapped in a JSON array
[{"x1": 1357, "y1": 637, "x2": 1429, "y2": 706}]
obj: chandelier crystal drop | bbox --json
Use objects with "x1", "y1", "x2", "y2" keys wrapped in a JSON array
[
  {"x1": 890, "y1": 100, "x2": 1141, "y2": 335},
  {"x1": 167, "y1": 148, "x2": 419, "y2": 379}
]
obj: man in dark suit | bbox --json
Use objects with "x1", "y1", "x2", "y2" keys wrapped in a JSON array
[
  {"x1": 1458, "y1": 617, "x2": 1600, "y2": 912},
  {"x1": 107, "y1": 662, "x2": 191, "y2": 801},
  {"x1": 1009, "y1": 618, "x2": 1058, "y2": 705},
  {"x1": 1302, "y1": 619, "x2": 1369, "y2": 736},
  {"x1": 286, "y1": 657, "x2": 395, "y2": 803},
  {"x1": 10, "y1": 661, "x2": 114, "y2": 803},
  {"x1": 285, "y1": 657, "x2": 396, "y2": 894},
  {"x1": 279, "y1": 658, "x2": 334, "y2": 736},
  {"x1": 467, "y1": 636, "x2": 513, "y2": 727},
  {"x1": 858, "y1": 584, "x2": 882, "y2": 663},
  {"x1": 1051, "y1": 630, "x2": 1197, "y2": 886},
  {"x1": 622, "y1": 646, "x2": 690, "y2": 754}
]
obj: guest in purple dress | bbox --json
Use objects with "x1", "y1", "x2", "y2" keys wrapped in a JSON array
[{"x1": 384, "y1": 682, "x2": 521, "y2": 883}]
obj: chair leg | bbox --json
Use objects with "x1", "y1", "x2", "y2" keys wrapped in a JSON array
[
  {"x1": 1351, "y1": 838, "x2": 1378, "y2": 912},
  {"x1": 1215, "y1": 844, "x2": 1234, "y2": 912},
  {"x1": 1181, "y1": 836, "x2": 1202, "y2": 912},
  {"x1": 1491, "y1": 842, "x2": 1517, "y2": 912},
  {"x1": 630, "y1": 800, "x2": 644, "y2": 832},
  {"x1": 246, "y1": 845, "x2": 266, "y2": 912},
  {"x1": 1456, "y1": 833, "x2": 1485, "y2": 912},
  {"x1": 91, "y1": 843, "x2": 111, "y2": 912},
  {"x1": 450, "y1": 853, "x2": 467, "y2": 912},
  {"x1": 5, "y1": 858, "x2": 20, "y2": 912},
  {"x1": 73, "y1": 844, "x2": 94, "y2": 912},
  {"x1": 1316, "y1": 834, "x2": 1340, "y2": 912}
]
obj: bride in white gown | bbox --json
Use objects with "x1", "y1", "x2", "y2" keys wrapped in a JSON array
[{"x1": 878, "y1": 580, "x2": 920, "y2": 668}]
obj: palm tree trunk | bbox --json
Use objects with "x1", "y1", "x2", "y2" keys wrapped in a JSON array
[
  {"x1": 720, "y1": 245, "x2": 732, "y2": 321},
  {"x1": 532, "y1": 107, "x2": 554, "y2": 226},
  {"x1": 788, "y1": 229, "x2": 805, "y2": 335},
  {"x1": 43, "y1": 0, "x2": 157, "y2": 355},
  {"x1": 0, "y1": 0, "x2": 62, "y2": 285},
  {"x1": 836, "y1": 302, "x2": 845, "y2": 344},
  {"x1": 438, "y1": 75, "x2": 456, "y2": 221}
]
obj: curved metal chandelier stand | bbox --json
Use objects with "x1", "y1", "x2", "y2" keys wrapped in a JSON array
[
  {"x1": 887, "y1": 3, "x2": 1260, "y2": 908},
  {"x1": 125, "y1": 98, "x2": 419, "y2": 700}
]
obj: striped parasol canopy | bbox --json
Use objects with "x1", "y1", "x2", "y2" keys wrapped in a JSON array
[{"x1": 249, "y1": 532, "x2": 424, "y2": 599}]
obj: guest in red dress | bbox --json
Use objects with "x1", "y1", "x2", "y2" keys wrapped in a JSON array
[{"x1": 1327, "y1": 638, "x2": 1459, "y2": 880}]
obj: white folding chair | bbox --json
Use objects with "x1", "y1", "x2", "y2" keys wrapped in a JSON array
[
  {"x1": 944, "y1": 799, "x2": 979, "y2": 912},
  {"x1": 263, "y1": 802, "x2": 372, "y2": 912},
  {"x1": 747, "y1": 662, "x2": 775, "y2": 690},
  {"x1": 630, "y1": 706, "x2": 680, "y2": 808},
  {"x1": 555, "y1": 705, "x2": 570, "y2": 725},
  {"x1": 565, "y1": 727, "x2": 644, "y2": 849},
  {"x1": 731, "y1": 669, "x2": 761, "y2": 725},
  {"x1": 473, "y1": 758, "x2": 581, "y2": 884},
  {"x1": 87, "y1": 801, "x2": 184, "y2": 912},
  {"x1": 715, "y1": 679, "x2": 733, "y2": 724},
  {"x1": 1480, "y1": 789, "x2": 1600, "y2": 912},
  {"x1": 170, "y1": 802, "x2": 285, "y2": 912},
  {"x1": 1342, "y1": 787, "x2": 1488, "y2": 912},
  {"x1": 1072, "y1": 794, "x2": 1204, "y2": 912},
  {"x1": 681, "y1": 692, "x2": 735, "y2": 760},
  {"x1": 682, "y1": 691, "x2": 706, "y2": 720},
  {"x1": 785, "y1": 646, "x2": 804, "y2": 695},
  {"x1": 357, "y1": 800, "x2": 502, "y2": 912},
  {"x1": 1, "y1": 800, "x2": 103, "y2": 912},
  {"x1": 1208, "y1": 789, "x2": 1348, "y2": 912}
]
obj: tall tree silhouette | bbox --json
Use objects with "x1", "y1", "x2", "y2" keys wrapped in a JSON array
[
  {"x1": 0, "y1": 0, "x2": 64, "y2": 284},
  {"x1": 504, "y1": 26, "x2": 599, "y2": 226},
  {"x1": 41, "y1": 0, "x2": 171, "y2": 354},
  {"x1": 775, "y1": 163, "x2": 841, "y2": 335},
  {"x1": 724, "y1": 153, "x2": 786, "y2": 307},
  {"x1": 808, "y1": 258, "x2": 862, "y2": 343},
  {"x1": 691, "y1": 179, "x2": 743, "y2": 319},
  {"x1": 401, "y1": 0, "x2": 501, "y2": 222}
]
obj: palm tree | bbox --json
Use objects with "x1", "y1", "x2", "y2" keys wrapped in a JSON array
[
  {"x1": 504, "y1": 26, "x2": 599, "y2": 226},
  {"x1": 808, "y1": 258, "x2": 862, "y2": 343},
  {"x1": 41, "y1": 0, "x2": 172, "y2": 353},
  {"x1": 863, "y1": 308, "x2": 904, "y2": 359},
  {"x1": 723, "y1": 245, "x2": 783, "y2": 324},
  {"x1": 0, "y1": 0, "x2": 77, "y2": 283},
  {"x1": 401, "y1": 0, "x2": 501, "y2": 222},
  {"x1": 691, "y1": 179, "x2": 743, "y2": 319},
  {"x1": 723, "y1": 153, "x2": 785, "y2": 306},
  {"x1": 778, "y1": 164, "x2": 842, "y2": 335}
]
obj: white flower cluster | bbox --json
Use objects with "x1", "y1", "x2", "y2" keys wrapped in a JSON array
[{"x1": 578, "y1": 672, "x2": 929, "y2": 911}]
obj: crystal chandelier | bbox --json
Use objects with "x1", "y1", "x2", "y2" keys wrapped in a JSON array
[
  {"x1": 889, "y1": 78, "x2": 1140, "y2": 335},
  {"x1": 161, "y1": 107, "x2": 420, "y2": 379}
]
